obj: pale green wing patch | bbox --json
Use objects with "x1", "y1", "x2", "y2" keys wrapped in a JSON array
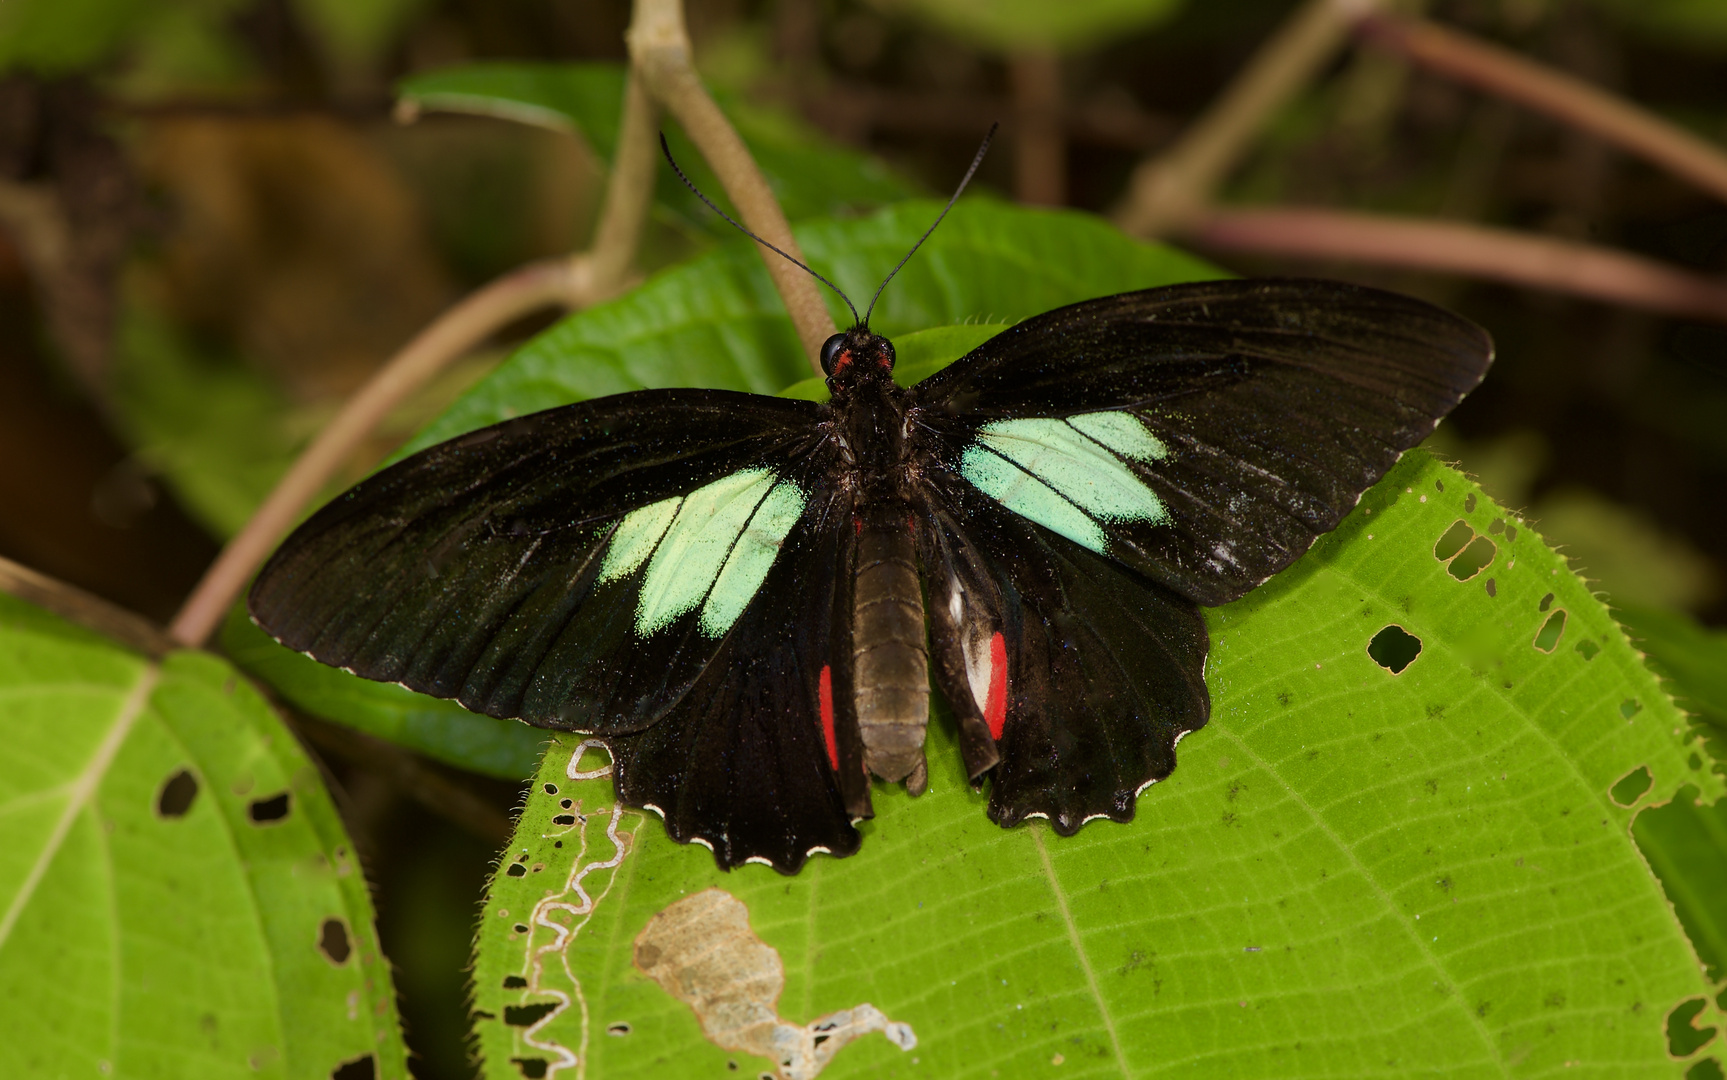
[
  {"x1": 601, "y1": 469, "x2": 809, "y2": 640},
  {"x1": 959, "y1": 411, "x2": 1169, "y2": 553}
]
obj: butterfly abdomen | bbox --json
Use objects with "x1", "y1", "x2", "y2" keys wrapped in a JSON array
[{"x1": 851, "y1": 509, "x2": 930, "y2": 795}]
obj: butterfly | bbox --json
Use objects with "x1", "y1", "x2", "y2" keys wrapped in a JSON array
[{"x1": 249, "y1": 140, "x2": 1494, "y2": 874}]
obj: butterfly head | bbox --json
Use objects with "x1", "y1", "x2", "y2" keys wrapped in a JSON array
[{"x1": 821, "y1": 327, "x2": 896, "y2": 387}]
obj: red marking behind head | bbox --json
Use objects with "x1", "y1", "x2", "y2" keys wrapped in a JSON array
[
  {"x1": 984, "y1": 631, "x2": 1008, "y2": 740},
  {"x1": 832, "y1": 350, "x2": 852, "y2": 374},
  {"x1": 819, "y1": 665, "x2": 838, "y2": 771}
]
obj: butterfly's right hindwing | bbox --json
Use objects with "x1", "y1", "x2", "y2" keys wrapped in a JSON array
[{"x1": 249, "y1": 389, "x2": 832, "y2": 735}]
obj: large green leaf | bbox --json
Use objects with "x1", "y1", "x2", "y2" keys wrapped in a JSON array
[
  {"x1": 867, "y1": 0, "x2": 1187, "y2": 51},
  {"x1": 0, "y1": 594, "x2": 406, "y2": 1077},
  {"x1": 472, "y1": 451, "x2": 1721, "y2": 1078},
  {"x1": 396, "y1": 62, "x2": 919, "y2": 235},
  {"x1": 232, "y1": 201, "x2": 1221, "y2": 771},
  {"x1": 404, "y1": 198, "x2": 1224, "y2": 453}
]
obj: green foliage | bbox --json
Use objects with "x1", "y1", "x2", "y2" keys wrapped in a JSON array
[
  {"x1": 111, "y1": 300, "x2": 300, "y2": 539},
  {"x1": 0, "y1": 594, "x2": 405, "y2": 1078},
  {"x1": 868, "y1": 0, "x2": 1187, "y2": 52},
  {"x1": 402, "y1": 198, "x2": 1223, "y2": 455},
  {"x1": 291, "y1": 0, "x2": 428, "y2": 74},
  {"x1": 221, "y1": 604, "x2": 546, "y2": 780},
  {"x1": 472, "y1": 452, "x2": 1720, "y2": 1078},
  {"x1": 1587, "y1": 0, "x2": 1727, "y2": 49},
  {"x1": 397, "y1": 61, "x2": 920, "y2": 235}
]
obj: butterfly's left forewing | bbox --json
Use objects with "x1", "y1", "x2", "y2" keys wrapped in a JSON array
[{"x1": 251, "y1": 389, "x2": 833, "y2": 735}]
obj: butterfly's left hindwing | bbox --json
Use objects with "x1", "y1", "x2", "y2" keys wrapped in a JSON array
[{"x1": 608, "y1": 492, "x2": 866, "y2": 871}]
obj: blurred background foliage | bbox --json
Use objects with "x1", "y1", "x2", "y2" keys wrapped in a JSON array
[{"x1": 2, "y1": 0, "x2": 1726, "y2": 1076}]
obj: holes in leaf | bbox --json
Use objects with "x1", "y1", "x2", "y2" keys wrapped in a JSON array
[
  {"x1": 1368, "y1": 625, "x2": 1422, "y2": 674},
  {"x1": 1533, "y1": 610, "x2": 1567, "y2": 653},
  {"x1": 607, "y1": 1022, "x2": 632, "y2": 1036},
  {"x1": 1687, "y1": 1059, "x2": 1724, "y2": 1080},
  {"x1": 503, "y1": 975, "x2": 527, "y2": 989},
  {"x1": 156, "y1": 768, "x2": 199, "y2": 819},
  {"x1": 1484, "y1": 578, "x2": 1496, "y2": 597},
  {"x1": 318, "y1": 918, "x2": 352, "y2": 965},
  {"x1": 331, "y1": 1054, "x2": 376, "y2": 1080},
  {"x1": 1464, "y1": 493, "x2": 1477, "y2": 513},
  {"x1": 505, "y1": 1003, "x2": 558, "y2": 1027},
  {"x1": 551, "y1": 814, "x2": 577, "y2": 826},
  {"x1": 1621, "y1": 698, "x2": 1644, "y2": 720},
  {"x1": 506, "y1": 864, "x2": 527, "y2": 878},
  {"x1": 1668, "y1": 998, "x2": 1717, "y2": 1057},
  {"x1": 542, "y1": 783, "x2": 558, "y2": 796},
  {"x1": 1576, "y1": 640, "x2": 1600, "y2": 661},
  {"x1": 248, "y1": 792, "x2": 292, "y2": 825},
  {"x1": 1610, "y1": 767, "x2": 1653, "y2": 807},
  {"x1": 1539, "y1": 592, "x2": 1555, "y2": 612},
  {"x1": 514, "y1": 923, "x2": 529, "y2": 934},
  {"x1": 512, "y1": 1058, "x2": 549, "y2": 1079},
  {"x1": 1434, "y1": 520, "x2": 1474, "y2": 562},
  {"x1": 1447, "y1": 537, "x2": 1497, "y2": 581}
]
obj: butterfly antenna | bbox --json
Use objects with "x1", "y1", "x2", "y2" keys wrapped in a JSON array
[
  {"x1": 659, "y1": 134, "x2": 861, "y2": 327},
  {"x1": 862, "y1": 122, "x2": 998, "y2": 327}
]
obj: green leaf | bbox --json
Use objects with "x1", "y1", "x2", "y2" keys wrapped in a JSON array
[
  {"x1": 291, "y1": 0, "x2": 427, "y2": 73},
  {"x1": 221, "y1": 604, "x2": 545, "y2": 780},
  {"x1": 403, "y1": 198, "x2": 1225, "y2": 454},
  {"x1": 0, "y1": 593, "x2": 405, "y2": 1078},
  {"x1": 1633, "y1": 787, "x2": 1727, "y2": 984},
  {"x1": 1586, "y1": 0, "x2": 1727, "y2": 50},
  {"x1": 396, "y1": 61, "x2": 920, "y2": 235},
  {"x1": 472, "y1": 451, "x2": 1720, "y2": 1077},
  {"x1": 869, "y1": 0, "x2": 1187, "y2": 51},
  {"x1": 0, "y1": 0, "x2": 147, "y2": 74},
  {"x1": 1616, "y1": 603, "x2": 1727, "y2": 729},
  {"x1": 397, "y1": 62, "x2": 629, "y2": 147}
]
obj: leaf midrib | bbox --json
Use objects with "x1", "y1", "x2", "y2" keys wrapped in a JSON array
[{"x1": 0, "y1": 663, "x2": 158, "y2": 953}]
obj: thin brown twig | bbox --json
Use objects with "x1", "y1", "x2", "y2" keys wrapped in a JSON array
[
  {"x1": 167, "y1": 67, "x2": 661, "y2": 649},
  {"x1": 0, "y1": 554, "x2": 173, "y2": 659},
  {"x1": 166, "y1": 258, "x2": 602, "y2": 647},
  {"x1": 1357, "y1": 13, "x2": 1727, "y2": 206},
  {"x1": 1114, "y1": 0, "x2": 1374, "y2": 237},
  {"x1": 1186, "y1": 206, "x2": 1727, "y2": 323},
  {"x1": 1010, "y1": 49, "x2": 1066, "y2": 206},
  {"x1": 628, "y1": 0, "x2": 836, "y2": 369}
]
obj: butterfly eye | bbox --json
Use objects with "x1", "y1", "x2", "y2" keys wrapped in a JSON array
[{"x1": 820, "y1": 333, "x2": 847, "y2": 377}]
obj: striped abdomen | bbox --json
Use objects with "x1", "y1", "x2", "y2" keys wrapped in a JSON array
[{"x1": 852, "y1": 513, "x2": 930, "y2": 795}]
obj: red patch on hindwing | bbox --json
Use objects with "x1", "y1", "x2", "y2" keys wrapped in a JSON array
[
  {"x1": 818, "y1": 665, "x2": 838, "y2": 771},
  {"x1": 984, "y1": 631, "x2": 1008, "y2": 740}
]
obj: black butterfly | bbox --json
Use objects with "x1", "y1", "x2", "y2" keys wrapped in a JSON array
[{"x1": 249, "y1": 144, "x2": 1493, "y2": 874}]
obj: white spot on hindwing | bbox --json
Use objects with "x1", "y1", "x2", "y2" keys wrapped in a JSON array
[
  {"x1": 598, "y1": 468, "x2": 806, "y2": 639},
  {"x1": 959, "y1": 411, "x2": 1170, "y2": 553}
]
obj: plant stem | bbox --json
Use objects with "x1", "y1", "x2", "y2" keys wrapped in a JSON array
[
  {"x1": 1187, "y1": 207, "x2": 1727, "y2": 322},
  {"x1": 629, "y1": 0, "x2": 836, "y2": 369},
  {"x1": 1114, "y1": 0, "x2": 1371, "y2": 237},
  {"x1": 1010, "y1": 49, "x2": 1066, "y2": 206},
  {"x1": 1357, "y1": 13, "x2": 1727, "y2": 205},
  {"x1": 167, "y1": 258, "x2": 603, "y2": 648},
  {"x1": 167, "y1": 48, "x2": 664, "y2": 650},
  {"x1": 0, "y1": 555, "x2": 172, "y2": 659}
]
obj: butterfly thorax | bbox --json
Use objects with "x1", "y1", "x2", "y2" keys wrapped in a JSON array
[{"x1": 820, "y1": 327, "x2": 932, "y2": 799}]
